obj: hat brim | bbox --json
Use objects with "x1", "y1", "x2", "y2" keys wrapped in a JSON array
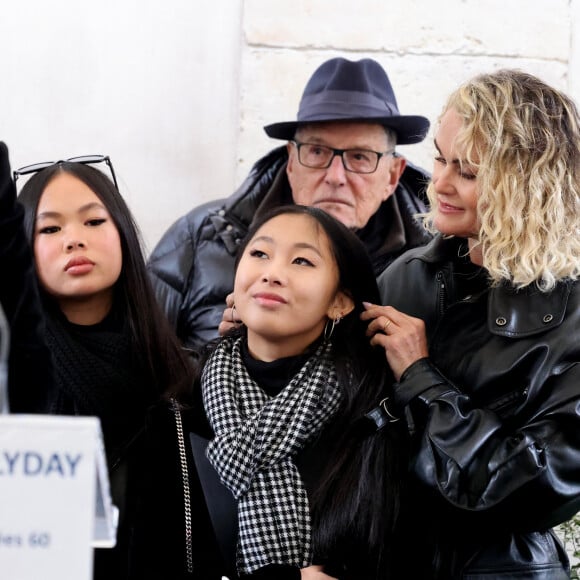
[{"x1": 264, "y1": 115, "x2": 430, "y2": 145}]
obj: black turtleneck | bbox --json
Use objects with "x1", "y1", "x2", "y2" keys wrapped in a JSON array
[{"x1": 240, "y1": 338, "x2": 313, "y2": 397}]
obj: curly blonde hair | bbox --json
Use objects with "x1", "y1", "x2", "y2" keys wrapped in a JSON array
[{"x1": 424, "y1": 69, "x2": 580, "y2": 290}]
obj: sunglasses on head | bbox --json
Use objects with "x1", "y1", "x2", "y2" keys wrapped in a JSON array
[{"x1": 13, "y1": 154, "x2": 119, "y2": 191}]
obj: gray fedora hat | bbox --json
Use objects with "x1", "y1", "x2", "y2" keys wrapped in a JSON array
[{"x1": 264, "y1": 57, "x2": 430, "y2": 145}]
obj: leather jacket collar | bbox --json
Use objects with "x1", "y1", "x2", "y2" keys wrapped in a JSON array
[{"x1": 407, "y1": 234, "x2": 573, "y2": 337}]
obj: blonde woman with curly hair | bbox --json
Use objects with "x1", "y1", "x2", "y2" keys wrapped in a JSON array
[{"x1": 363, "y1": 69, "x2": 580, "y2": 579}]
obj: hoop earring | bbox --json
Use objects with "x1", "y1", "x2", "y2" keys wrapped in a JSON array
[{"x1": 324, "y1": 315, "x2": 342, "y2": 341}]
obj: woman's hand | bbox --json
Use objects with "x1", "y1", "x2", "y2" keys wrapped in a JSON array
[
  {"x1": 362, "y1": 302, "x2": 429, "y2": 381},
  {"x1": 218, "y1": 292, "x2": 242, "y2": 336},
  {"x1": 300, "y1": 565, "x2": 337, "y2": 580}
]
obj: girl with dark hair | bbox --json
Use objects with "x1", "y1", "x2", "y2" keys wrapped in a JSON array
[
  {"x1": 197, "y1": 204, "x2": 407, "y2": 579},
  {"x1": 9, "y1": 153, "x2": 221, "y2": 579}
]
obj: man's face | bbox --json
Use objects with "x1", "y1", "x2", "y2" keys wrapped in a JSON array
[{"x1": 286, "y1": 122, "x2": 406, "y2": 229}]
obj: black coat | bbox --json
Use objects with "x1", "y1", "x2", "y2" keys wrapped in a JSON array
[
  {"x1": 0, "y1": 141, "x2": 54, "y2": 413},
  {"x1": 117, "y1": 402, "x2": 223, "y2": 580},
  {"x1": 148, "y1": 146, "x2": 433, "y2": 349},
  {"x1": 378, "y1": 235, "x2": 579, "y2": 579}
]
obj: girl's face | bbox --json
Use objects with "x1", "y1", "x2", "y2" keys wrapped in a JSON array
[
  {"x1": 33, "y1": 172, "x2": 123, "y2": 324},
  {"x1": 432, "y1": 108, "x2": 480, "y2": 245},
  {"x1": 234, "y1": 213, "x2": 353, "y2": 361}
]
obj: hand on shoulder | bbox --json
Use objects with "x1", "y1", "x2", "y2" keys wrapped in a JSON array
[{"x1": 218, "y1": 292, "x2": 242, "y2": 336}]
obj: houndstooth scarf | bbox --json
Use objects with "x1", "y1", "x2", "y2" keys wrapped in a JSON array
[{"x1": 202, "y1": 336, "x2": 342, "y2": 575}]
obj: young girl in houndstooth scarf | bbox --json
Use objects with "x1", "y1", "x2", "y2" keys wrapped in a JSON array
[{"x1": 199, "y1": 205, "x2": 407, "y2": 580}]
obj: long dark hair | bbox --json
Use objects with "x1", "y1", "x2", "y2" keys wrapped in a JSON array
[
  {"x1": 232, "y1": 205, "x2": 407, "y2": 577},
  {"x1": 17, "y1": 162, "x2": 194, "y2": 400}
]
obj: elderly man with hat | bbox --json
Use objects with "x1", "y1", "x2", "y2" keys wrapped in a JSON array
[{"x1": 148, "y1": 57, "x2": 432, "y2": 349}]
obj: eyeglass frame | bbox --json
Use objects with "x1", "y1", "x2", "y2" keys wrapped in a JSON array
[
  {"x1": 13, "y1": 155, "x2": 119, "y2": 191},
  {"x1": 290, "y1": 140, "x2": 396, "y2": 174}
]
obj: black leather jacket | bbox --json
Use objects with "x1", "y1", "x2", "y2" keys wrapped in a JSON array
[
  {"x1": 378, "y1": 235, "x2": 578, "y2": 579},
  {"x1": 148, "y1": 146, "x2": 433, "y2": 349}
]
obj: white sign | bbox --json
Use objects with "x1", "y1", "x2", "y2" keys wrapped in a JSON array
[{"x1": 0, "y1": 415, "x2": 117, "y2": 580}]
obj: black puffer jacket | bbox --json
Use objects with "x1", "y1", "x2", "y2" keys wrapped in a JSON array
[
  {"x1": 378, "y1": 235, "x2": 579, "y2": 579},
  {"x1": 148, "y1": 146, "x2": 432, "y2": 349}
]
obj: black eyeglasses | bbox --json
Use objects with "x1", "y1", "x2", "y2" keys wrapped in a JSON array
[
  {"x1": 291, "y1": 140, "x2": 395, "y2": 174},
  {"x1": 13, "y1": 154, "x2": 119, "y2": 191}
]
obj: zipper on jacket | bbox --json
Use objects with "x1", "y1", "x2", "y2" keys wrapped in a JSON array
[{"x1": 436, "y1": 271, "x2": 447, "y2": 317}]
